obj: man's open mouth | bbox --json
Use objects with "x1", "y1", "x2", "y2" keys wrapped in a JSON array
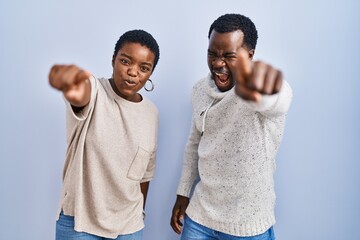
[{"x1": 213, "y1": 71, "x2": 230, "y2": 84}]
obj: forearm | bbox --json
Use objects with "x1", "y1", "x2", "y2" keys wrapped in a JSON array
[{"x1": 140, "y1": 181, "x2": 150, "y2": 209}]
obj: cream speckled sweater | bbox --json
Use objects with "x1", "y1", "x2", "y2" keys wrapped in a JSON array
[
  {"x1": 56, "y1": 76, "x2": 158, "y2": 238},
  {"x1": 177, "y1": 73, "x2": 292, "y2": 236}
]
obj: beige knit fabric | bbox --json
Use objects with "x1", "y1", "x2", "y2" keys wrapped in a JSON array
[
  {"x1": 56, "y1": 76, "x2": 159, "y2": 238},
  {"x1": 177, "y1": 73, "x2": 292, "y2": 236}
]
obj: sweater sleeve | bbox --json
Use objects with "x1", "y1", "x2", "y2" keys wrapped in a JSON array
[
  {"x1": 243, "y1": 80, "x2": 293, "y2": 117},
  {"x1": 176, "y1": 117, "x2": 202, "y2": 197}
]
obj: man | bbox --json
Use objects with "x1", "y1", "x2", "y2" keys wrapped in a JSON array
[{"x1": 170, "y1": 14, "x2": 292, "y2": 240}]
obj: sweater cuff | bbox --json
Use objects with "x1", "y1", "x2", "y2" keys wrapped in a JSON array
[{"x1": 176, "y1": 183, "x2": 194, "y2": 198}]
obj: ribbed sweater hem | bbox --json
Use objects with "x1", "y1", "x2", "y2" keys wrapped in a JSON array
[{"x1": 186, "y1": 208, "x2": 275, "y2": 237}]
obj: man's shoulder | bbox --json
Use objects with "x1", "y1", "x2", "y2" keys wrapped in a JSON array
[{"x1": 192, "y1": 74, "x2": 209, "y2": 91}]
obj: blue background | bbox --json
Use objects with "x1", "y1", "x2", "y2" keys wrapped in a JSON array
[{"x1": 0, "y1": 0, "x2": 359, "y2": 239}]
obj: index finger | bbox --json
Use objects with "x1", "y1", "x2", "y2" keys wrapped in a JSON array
[{"x1": 74, "y1": 69, "x2": 92, "y2": 84}]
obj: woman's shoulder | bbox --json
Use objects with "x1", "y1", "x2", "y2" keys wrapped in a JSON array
[{"x1": 141, "y1": 96, "x2": 159, "y2": 115}]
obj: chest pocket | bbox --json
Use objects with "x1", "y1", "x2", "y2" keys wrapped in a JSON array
[{"x1": 127, "y1": 146, "x2": 151, "y2": 181}]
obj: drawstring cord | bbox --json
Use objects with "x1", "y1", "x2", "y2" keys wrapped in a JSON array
[{"x1": 200, "y1": 99, "x2": 216, "y2": 136}]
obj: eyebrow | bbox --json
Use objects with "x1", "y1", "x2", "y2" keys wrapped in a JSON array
[
  {"x1": 207, "y1": 50, "x2": 237, "y2": 56},
  {"x1": 141, "y1": 62, "x2": 153, "y2": 68},
  {"x1": 119, "y1": 53, "x2": 132, "y2": 58},
  {"x1": 224, "y1": 53, "x2": 237, "y2": 57},
  {"x1": 119, "y1": 53, "x2": 153, "y2": 67}
]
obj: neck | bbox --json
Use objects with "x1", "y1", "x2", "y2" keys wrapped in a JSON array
[{"x1": 109, "y1": 78, "x2": 142, "y2": 102}]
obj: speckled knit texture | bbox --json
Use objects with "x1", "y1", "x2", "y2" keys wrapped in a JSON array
[
  {"x1": 177, "y1": 73, "x2": 292, "y2": 237},
  {"x1": 56, "y1": 76, "x2": 159, "y2": 238}
]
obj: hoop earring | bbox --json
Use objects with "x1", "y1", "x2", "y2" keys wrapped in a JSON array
[{"x1": 144, "y1": 79, "x2": 154, "y2": 92}]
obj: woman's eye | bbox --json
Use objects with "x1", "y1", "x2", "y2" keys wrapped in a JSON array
[
  {"x1": 140, "y1": 66, "x2": 150, "y2": 72},
  {"x1": 120, "y1": 59, "x2": 129, "y2": 64}
]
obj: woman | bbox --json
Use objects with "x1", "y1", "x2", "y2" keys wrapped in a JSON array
[{"x1": 49, "y1": 29, "x2": 160, "y2": 240}]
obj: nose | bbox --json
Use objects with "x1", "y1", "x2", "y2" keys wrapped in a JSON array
[
  {"x1": 212, "y1": 57, "x2": 225, "y2": 68},
  {"x1": 127, "y1": 66, "x2": 138, "y2": 77}
]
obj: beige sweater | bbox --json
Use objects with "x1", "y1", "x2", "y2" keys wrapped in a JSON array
[
  {"x1": 177, "y1": 74, "x2": 292, "y2": 236},
  {"x1": 56, "y1": 76, "x2": 159, "y2": 238}
]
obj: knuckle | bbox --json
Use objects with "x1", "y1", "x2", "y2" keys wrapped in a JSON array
[
  {"x1": 264, "y1": 87, "x2": 272, "y2": 95},
  {"x1": 254, "y1": 61, "x2": 268, "y2": 69},
  {"x1": 247, "y1": 80, "x2": 260, "y2": 91}
]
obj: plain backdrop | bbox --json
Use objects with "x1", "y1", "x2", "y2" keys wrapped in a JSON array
[{"x1": 0, "y1": 0, "x2": 359, "y2": 239}]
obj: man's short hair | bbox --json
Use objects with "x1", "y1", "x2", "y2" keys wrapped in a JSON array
[{"x1": 208, "y1": 13, "x2": 258, "y2": 50}]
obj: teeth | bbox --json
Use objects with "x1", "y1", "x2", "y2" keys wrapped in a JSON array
[
  {"x1": 215, "y1": 72, "x2": 229, "y2": 81},
  {"x1": 215, "y1": 73, "x2": 227, "y2": 76}
]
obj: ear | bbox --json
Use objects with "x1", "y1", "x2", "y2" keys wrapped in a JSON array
[
  {"x1": 112, "y1": 55, "x2": 115, "y2": 67},
  {"x1": 248, "y1": 49, "x2": 255, "y2": 60}
]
